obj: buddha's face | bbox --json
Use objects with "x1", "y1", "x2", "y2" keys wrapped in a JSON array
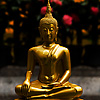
[{"x1": 40, "y1": 23, "x2": 58, "y2": 43}]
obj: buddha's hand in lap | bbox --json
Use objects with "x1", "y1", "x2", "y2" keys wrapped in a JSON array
[
  {"x1": 41, "y1": 82, "x2": 61, "y2": 89},
  {"x1": 47, "y1": 82, "x2": 61, "y2": 87},
  {"x1": 22, "y1": 79, "x2": 30, "y2": 96},
  {"x1": 48, "y1": 82, "x2": 61, "y2": 87}
]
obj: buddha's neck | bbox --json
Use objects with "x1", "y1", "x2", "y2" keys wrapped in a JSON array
[{"x1": 43, "y1": 42, "x2": 55, "y2": 48}]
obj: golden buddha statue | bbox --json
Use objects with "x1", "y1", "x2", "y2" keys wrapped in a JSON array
[{"x1": 15, "y1": 0, "x2": 83, "y2": 100}]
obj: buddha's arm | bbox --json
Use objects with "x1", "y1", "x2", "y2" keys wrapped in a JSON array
[
  {"x1": 26, "y1": 48, "x2": 35, "y2": 80},
  {"x1": 59, "y1": 48, "x2": 71, "y2": 84},
  {"x1": 22, "y1": 48, "x2": 35, "y2": 95},
  {"x1": 48, "y1": 48, "x2": 71, "y2": 87}
]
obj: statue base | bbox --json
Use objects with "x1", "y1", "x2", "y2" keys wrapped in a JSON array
[{"x1": 14, "y1": 98, "x2": 83, "y2": 100}]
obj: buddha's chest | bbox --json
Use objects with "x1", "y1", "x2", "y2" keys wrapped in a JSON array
[
  {"x1": 34, "y1": 46, "x2": 63, "y2": 64},
  {"x1": 35, "y1": 49, "x2": 56, "y2": 63}
]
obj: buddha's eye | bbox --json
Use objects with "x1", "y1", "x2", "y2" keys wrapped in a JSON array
[
  {"x1": 50, "y1": 28, "x2": 54, "y2": 31},
  {"x1": 44, "y1": 28, "x2": 47, "y2": 32}
]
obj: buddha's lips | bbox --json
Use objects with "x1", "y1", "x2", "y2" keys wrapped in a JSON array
[
  {"x1": 48, "y1": 35, "x2": 52, "y2": 39},
  {"x1": 49, "y1": 36, "x2": 51, "y2": 39}
]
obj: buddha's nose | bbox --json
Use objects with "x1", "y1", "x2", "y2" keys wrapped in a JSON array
[{"x1": 47, "y1": 29, "x2": 50, "y2": 35}]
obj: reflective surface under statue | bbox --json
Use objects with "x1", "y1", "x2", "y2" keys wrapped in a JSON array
[{"x1": 15, "y1": 1, "x2": 83, "y2": 100}]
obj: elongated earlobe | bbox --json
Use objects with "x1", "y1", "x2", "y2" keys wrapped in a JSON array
[
  {"x1": 55, "y1": 32, "x2": 57, "y2": 42},
  {"x1": 38, "y1": 27, "x2": 43, "y2": 41},
  {"x1": 54, "y1": 27, "x2": 58, "y2": 42},
  {"x1": 57, "y1": 27, "x2": 59, "y2": 33},
  {"x1": 55, "y1": 37, "x2": 57, "y2": 42},
  {"x1": 41, "y1": 36, "x2": 43, "y2": 41},
  {"x1": 40, "y1": 33, "x2": 43, "y2": 41}
]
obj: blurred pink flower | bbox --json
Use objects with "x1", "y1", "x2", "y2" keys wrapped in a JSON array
[
  {"x1": 91, "y1": 7, "x2": 99, "y2": 15},
  {"x1": 71, "y1": 14, "x2": 80, "y2": 22},
  {"x1": 56, "y1": 1, "x2": 62, "y2": 6},
  {"x1": 50, "y1": 0, "x2": 62, "y2": 6},
  {"x1": 50, "y1": 0, "x2": 53, "y2": 2},
  {"x1": 41, "y1": 6, "x2": 47, "y2": 15},
  {"x1": 41, "y1": 6, "x2": 53, "y2": 15},
  {"x1": 63, "y1": 15, "x2": 73, "y2": 26}
]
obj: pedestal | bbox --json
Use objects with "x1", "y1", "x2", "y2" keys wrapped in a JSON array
[{"x1": 14, "y1": 98, "x2": 83, "y2": 100}]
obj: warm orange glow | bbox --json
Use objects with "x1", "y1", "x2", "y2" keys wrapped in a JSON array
[
  {"x1": 74, "y1": 0, "x2": 80, "y2": 3},
  {"x1": 98, "y1": 25, "x2": 100, "y2": 29},
  {"x1": 74, "y1": 0, "x2": 84, "y2": 3},
  {"x1": 5, "y1": 12, "x2": 9, "y2": 15},
  {"x1": 20, "y1": 22, "x2": 23, "y2": 27},
  {"x1": 9, "y1": 20, "x2": 14, "y2": 26},
  {"x1": 19, "y1": 8, "x2": 22, "y2": 11},
  {"x1": 20, "y1": 14, "x2": 27, "y2": 18},
  {"x1": 25, "y1": 11, "x2": 29, "y2": 14},
  {"x1": 5, "y1": 28, "x2": 14, "y2": 34},
  {"x1": 1, "y1": 1, "x2": 6, "y2": 5},
  {"x1": 82, "y1": 29, "x2": 88, "y2": 35}
]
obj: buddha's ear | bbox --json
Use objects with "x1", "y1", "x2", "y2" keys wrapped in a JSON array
[
  {"x1": 56, "y1": 27, "x2": 59, "y2": 34},
  {"x1": 38, "y1": 27, "x2": 42, "y2": 35},
  {"x1": 38, "y1": 27, "x2": 42, "y2": 39}
]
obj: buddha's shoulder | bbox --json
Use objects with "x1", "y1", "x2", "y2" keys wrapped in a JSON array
[
  {"x1": 28, "y1": 45, "x2": 42, "y2": 52},
  {"x1": 59, "y1": 45, "x2": 69, "y2": 52}
]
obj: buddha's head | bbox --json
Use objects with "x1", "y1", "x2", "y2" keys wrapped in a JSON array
[{"x1": 39, "y1": 0, "x2": 58, "y2": 43}]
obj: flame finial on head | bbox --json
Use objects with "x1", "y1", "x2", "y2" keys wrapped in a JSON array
[
  {"x1": 45, "y1": 0, "x2": 52, "y2": 17},
  {"x1": 48, "y1": 0, "x2": 49, "y2": 4},
  {"x1": 39, "y1": 0, "x2": 58, "y2": 27}
]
